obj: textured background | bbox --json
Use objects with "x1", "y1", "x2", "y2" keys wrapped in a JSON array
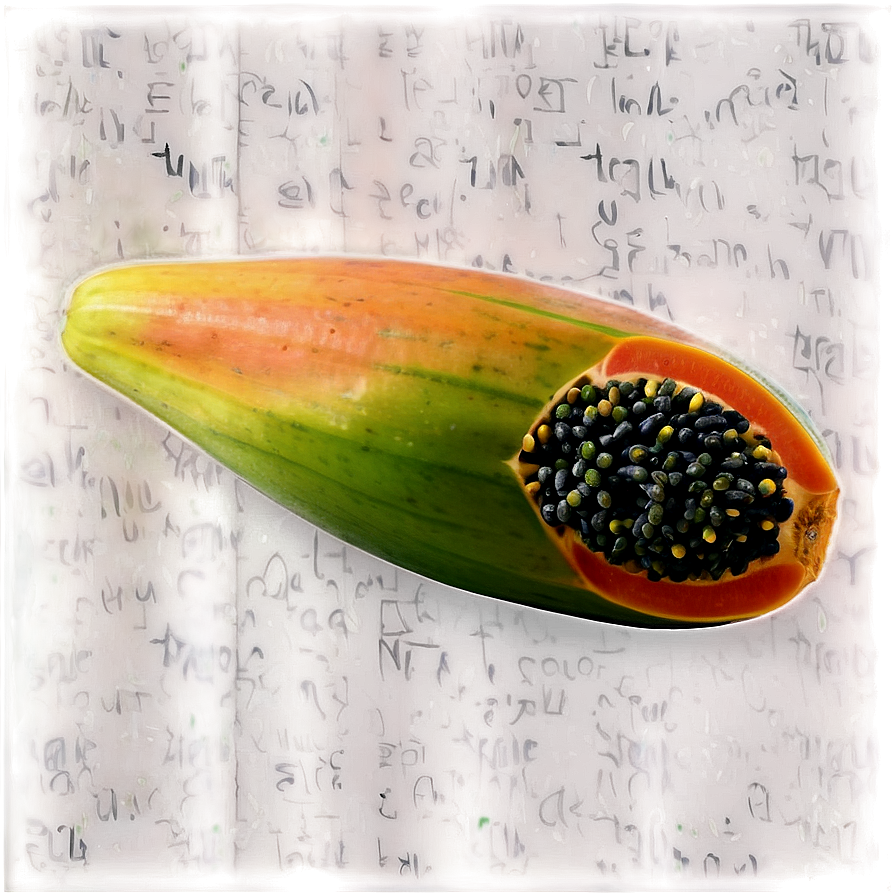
[{"x1": 3, "y1": 6, "x2": 887, "y2": 889}]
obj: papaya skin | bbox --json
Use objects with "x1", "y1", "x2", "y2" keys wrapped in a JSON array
[{"x1": 61, "y1": 256, "x2": 839, "y2": 628}]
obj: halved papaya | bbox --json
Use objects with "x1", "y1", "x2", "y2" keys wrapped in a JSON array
[
  {"x1": 61, "y1": 256, "x2": 839, "y2": 628},
  {"x1": 508, "y1": 336, "x2": 837, "y2": 623}
]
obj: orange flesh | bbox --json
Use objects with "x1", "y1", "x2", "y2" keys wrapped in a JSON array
[
  {"x1": 600, "y1": 337, "x2": 837, "y2": 494},
  {"x1": 569, "y1": 540, "x2": 807, "y2": 622}
]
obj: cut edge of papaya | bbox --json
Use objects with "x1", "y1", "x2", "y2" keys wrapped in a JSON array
[
  {"x1": 506, "y1": 335, "x2": 840, "y2": 624},
  {"x1": 600, "y1": 337, "x2": 838, "y2": 494},
  {"x1": 566, "y1": 538, "x2": 807, "y2": 623}
]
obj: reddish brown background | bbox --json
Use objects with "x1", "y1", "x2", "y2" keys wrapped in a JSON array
[{"x1": 3, "y1": 4, "x2": 893, "y2": 891}]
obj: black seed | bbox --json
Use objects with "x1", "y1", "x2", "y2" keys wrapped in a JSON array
[
  {"x1": 554, "y1": 469, "x2": 569, "y2": 494},
  {"x1": 639, "y1": 413, "x2": 666, "y2": 437},
  {"x1": 774, "y1": 498, "x2": 794, "y2": 522},
  {"x1": 702, "y1": 434, "x2": 724, "y2": 454},
  {"x1": 555, "y1": 422, "x2": 571, "y2": 441},
  {"x1": 572, "y1": 425, "x2": 588, "y2": 439},
  {"x1": 723, "y1": 409, "x2": 751, "y2": 433},
  {"x1": 556, "y1": 501, "x2": 572, "y2": 523},
  {"x1": 541, "y1": 504, "x2": 557, "y2": 524},
  {"x1": 538, "y1": 466, "x2": 553, "y2": 484}
]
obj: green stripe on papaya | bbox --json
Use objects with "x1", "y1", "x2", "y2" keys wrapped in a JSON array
[
  {"x1": 447, "y1": 288, "x2": 635, "y2": 340},
  {"x1": 372, "y1": 363, "x2": 546, "y2": 409}
]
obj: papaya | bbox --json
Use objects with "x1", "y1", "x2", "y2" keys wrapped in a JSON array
[{"x1": 61, "y1": 257, "x2": 839, "y2": 628}]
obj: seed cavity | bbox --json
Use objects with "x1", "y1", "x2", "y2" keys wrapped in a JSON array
[{"x1": 518, "y1": 375, "x2": 793, "y2": 583}]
